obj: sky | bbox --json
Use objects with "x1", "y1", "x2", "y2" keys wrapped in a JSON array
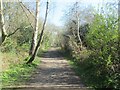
[
  {"x1": 38, "y1": 0, "x2": 101, "y2": 26},
  {"x1": 4, "y1": 0, "x2": 118, "y2": 26},
  {"x1": 40, "y1": 0, "x2": 118, "y2": 26}
]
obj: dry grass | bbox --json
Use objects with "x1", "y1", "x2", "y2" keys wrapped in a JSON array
[{"x1": 1, "y1": 51, "x2": 28, "y2": 72}]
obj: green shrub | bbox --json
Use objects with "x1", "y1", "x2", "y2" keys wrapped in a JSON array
[
  {"x1": 80, "y1": 14, "x2": 119, "y2": 89},
  {"x1": 66, "y1": 13, "x2": 119, "y2": 89}
]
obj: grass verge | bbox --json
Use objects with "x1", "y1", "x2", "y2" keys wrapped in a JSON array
[{"x1": 1, "y1": 56, "x2": 40, "y2": 87}]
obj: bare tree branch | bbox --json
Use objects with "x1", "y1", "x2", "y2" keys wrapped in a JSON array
[
  {"x1": 7, "y1": 28, "x2": 20, "y2": 37},
  {"x1": 19, "y1": 1, "x2": 35, "y2": 18},
  {"x1": 18, "y1": 0, "x2": 34, "y2": 29}
]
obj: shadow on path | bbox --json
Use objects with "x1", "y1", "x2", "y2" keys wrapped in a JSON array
[
  {"x1": 2, "y1": 47, "x2": 91, "y2": 90},
  {"x1": 26, "y1": 48, "x2": 85, "y2": 87},
  {"x1": 38, "y1": 48, "x2": 64, "y2": 58}
]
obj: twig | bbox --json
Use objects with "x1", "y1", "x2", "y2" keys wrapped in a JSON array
[
  {"x1": 7, "y1": 28, "x2": 20, "y2": 37},
  {"x1": 18, "y1": 0, "x2": 34, "y2": 29}
]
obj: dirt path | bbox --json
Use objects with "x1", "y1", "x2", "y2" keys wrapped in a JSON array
[
  {"x1": 3, "y1": 48, "x2": 90, "y2": 90},
  {"x1": 27, "y1": 48, "x2": 84, "y2": 86}
]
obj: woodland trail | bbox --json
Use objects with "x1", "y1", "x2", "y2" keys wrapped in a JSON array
[{"x1": 2, "y1": 48, "x2": 90, "y2": 90}]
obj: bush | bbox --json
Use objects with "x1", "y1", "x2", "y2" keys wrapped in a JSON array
[
  {"x1": 63, "y1": 12, "x2": 119, "y2": 89},
  {"x1": 70, "y1": 14, "x2": 120, "y2": 89}
]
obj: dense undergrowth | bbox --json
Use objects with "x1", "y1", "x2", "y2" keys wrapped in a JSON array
[
  {"x1": 61, "y1": 5, "x2": 120, "y2": 89},
  {"x1": 66, "y1": 49, "x2": 119, "y2": 90}
]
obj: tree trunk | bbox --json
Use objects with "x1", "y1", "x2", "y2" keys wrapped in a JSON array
[
  {"x1": 27, "y1": 0, "x2": 49, "y2": 64},
  {"x1": 74, "y1": 2, "x2": 83, "y2": 49},
  {"x1": 29, "y1": 0, "x2": 40, "y2": 55},
  {"x1": 77, "y1": 14, "x2": 82, "y2": 49},
  {"x1": 0, "y1": 0, "x2": 7, "y2": 45}
]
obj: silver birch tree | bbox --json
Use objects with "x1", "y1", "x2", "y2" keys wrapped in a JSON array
[{"x1": 29, "y1": 0, "x2": 40, "y2": 55}]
